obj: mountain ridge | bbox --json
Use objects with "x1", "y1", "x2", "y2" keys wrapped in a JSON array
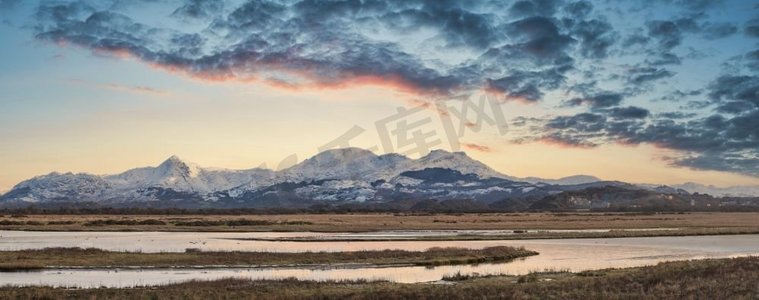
[{"x1": 2, "y1": 148, "x2": 758, "y2": 208}]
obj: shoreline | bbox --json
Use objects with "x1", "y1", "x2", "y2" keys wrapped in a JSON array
[
  {"x1": 1, "y1": 257, "x2": 756, "y2": 298},
  {"x1": 0, "y1": 246, "x2": 537, "y2": 272},
  {"x1": 1, "y1": 212, "x2": 757, "y2": 234}
]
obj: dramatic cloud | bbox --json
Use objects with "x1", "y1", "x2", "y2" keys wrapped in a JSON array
[
  {"x1": 22, "y1": 0, "x2": 624, "y2": 101},
  {"x1": 517, "y1": 73, "x2": 759, "y2": 176},
  {"x1": 6, "y1": 0, "x2": 757, "y2": 177}
]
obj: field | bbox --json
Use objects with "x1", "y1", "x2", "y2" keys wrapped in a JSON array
[
  {"x1": 0, "y1": 246, "x2": 536, "y2": 271},
  {"x1": 1, "y1": 212, "x2": 758, "y2": 239},
  {"x1": 2, "y1": 256, "x2": 757, "y2": 299}
]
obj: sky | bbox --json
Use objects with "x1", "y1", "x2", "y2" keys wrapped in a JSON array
[{"x1": 0, "y1": 0, "x2": 758, "y2": 191}]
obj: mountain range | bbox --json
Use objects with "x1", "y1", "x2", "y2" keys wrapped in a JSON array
[{"x1": 1, "y1": 148, "x2": 757, "y2": 210}]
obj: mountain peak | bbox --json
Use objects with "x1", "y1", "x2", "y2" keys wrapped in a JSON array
[
  {"x1": 408, "y1": 149, "x2": 506, "y2": 179},
  {"x1": 157, "y1": 155, "x2": 201, "y2": 178},
  {"x1": 316, "y1": 147, "x2": 377, "y2": 158},
  {"x1": 163, "y1": 155, "x2": 184, "y2": 164},
  {"x1": 421, "y1": 149, "x2": 469, "y2": 159}
]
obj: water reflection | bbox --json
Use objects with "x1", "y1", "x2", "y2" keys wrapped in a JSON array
[
  {"x1": 0, "y1": 229, "x2": 689, "y2": 253},
  {"x1": 0, "y1": 234, "x2": 757, "y2": 288}
]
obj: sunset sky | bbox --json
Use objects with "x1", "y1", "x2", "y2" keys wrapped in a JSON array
[{"x1": 1, "y1": 0, "x2": 758, "y2": 191}]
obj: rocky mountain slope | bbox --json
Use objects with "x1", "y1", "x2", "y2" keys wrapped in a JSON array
[{"x1": 1, "y1": 148, "x2": 755, "y2": 209}]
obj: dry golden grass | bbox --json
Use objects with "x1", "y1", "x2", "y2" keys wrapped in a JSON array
[
  {"x1": 0, "y1": 212, "x2": 757, "y2": 234},
  {"x1": 1, "y1": 256, "x2": 757, "y2": 299},
  {"x1": 0, "y1": 246, "x2": 537, "y2": 271}
]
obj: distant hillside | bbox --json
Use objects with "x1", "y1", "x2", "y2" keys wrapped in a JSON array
[{"x1": 2, "y1": 148, "x2": 758, "y2": 212}]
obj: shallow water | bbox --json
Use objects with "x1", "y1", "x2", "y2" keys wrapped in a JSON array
[
  {"x1": 0, "y1": 232, "x2": 757, "y2": 288},
  {"x1": 0, "y1": 229, "x2": 681, "y2": 253}
]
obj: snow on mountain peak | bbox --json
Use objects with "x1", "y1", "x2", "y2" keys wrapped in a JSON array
[
  {"x1": 1, "y1": 147, "x2": 514, "y2": 204},
  {"x1": 425, "y1": 149, "x2": 464, "y2": 157},
  {"x1": 313, "y1": 147, "x2": 377, "y2": 160},
  {"x1": 281, "y1": 147, "x2": 386, "y2": 181},
  {"x1": 158, "y1": 155, "x2": 202, "y2": 178},
  {"x1": 408, "y1": 149, "x2": 506, "y2": 179}
]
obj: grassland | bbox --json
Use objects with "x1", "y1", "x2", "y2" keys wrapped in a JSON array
[
  {"x1": 1, "y1": 212, "x2": 758, "y2": 240},
  {"x1": 0, "y1": 246, "x2": 537, "y2": 271},
  {"x1": 1, "y1": 256, "x2": 757, "y2": 299}
]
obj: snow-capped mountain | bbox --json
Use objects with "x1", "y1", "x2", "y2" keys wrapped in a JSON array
[
  {"x1": 278, "y1": 148, "x2": 507, "y2": 182},
  {"x1": 390, "y1": 150, "x2": 508, "y2": 180},
  {"x1": 279, "y1": 148, "x2": 410, "y2": 181},
  {"x1": 1, "y1": 172, "x2": 111, "y2": 203},
  {"x1": 2, "y1": 147, "x2": 753, "y2": 208},
  {"x1": 106, "y1": 155, "x2": 275, "y2": 193}
]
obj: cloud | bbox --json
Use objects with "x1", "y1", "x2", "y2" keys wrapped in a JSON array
[
  {"x1": 708, "y1": 75, "x2": 759, "y2": 109},
  {"x1": 564, "y1": 92, "x2": 624, "y2": 108},
  {"x1": 102, "y1": 84, "x2": 168, "y2": 95},
  {"x1": 646, "y1": 53, "x2": 681, "y2": 66},
  {"x1": 171, "y1": 0, "x2": 224, "y2": 19},
  {"x1": 486, "y1": 67, "x2": 570, "y2": 102},
  {"x1": 516, "y1": 73, "x2": 759, "y2": 176},
  {"x1": 7, "y1": 0, "x2": 758, "y2": 177},
  {"x1": 605, "y1": 106, "x2": 650, "y2": 119},
  {"x1": 647, "y1": 20, "x2": 682, "y2": 50},
  {"x1": 66, "y1": 79, "x2": 168, "y2": 96},
  {"x1": 508, "y1": 0, "x2": 560, "y2": 17},
  {"x1": 20, "y1": 0, "x2": 634, "y2": 103},
  {"x1": 657, "y1": 112, "x2": 697, "y2": 119},
  {"x1": 627, "y1": 66, "x2": 675, "y2": 84},
  {"x1": 20, "y1": 0, "x2": 742, "y2": 106},
  {"x1": 701, "y1": 22, "x2": 738, "y2": 39},
  {"x1": 746, "y1": 49, "x2": 759, "y2": 71},
  {"x1": 745, "y1": 18, "x2": 759, "y2": 38},
  {"x1": 462, "y1": 143, "x2": 492, "y2": 152},
  {"x1": 571, "y1": 19, "x2": 616, "y2": 59}
]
